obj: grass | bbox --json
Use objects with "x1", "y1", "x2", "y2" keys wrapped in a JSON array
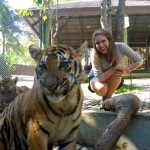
[{"x1": 115, "y1": 84, "x2": 142, "y2": 94}]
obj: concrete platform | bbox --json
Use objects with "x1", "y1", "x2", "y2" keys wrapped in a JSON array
[
  {"x1": 76, "y1": 78, "x2": 150, "y2": 149},
  {"x1": 77, "y1": 110, "x2": 150, "y2": 150}
]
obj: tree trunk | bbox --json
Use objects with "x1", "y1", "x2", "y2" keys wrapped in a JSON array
[
  {"x1": 100, "y1": 0, "x2": 107, "y2": 29},
  {"x1": 100, "y1": 0, "x2": 112, "y2": 33},
  {"x1": 47, "y1": 0, "x2": 59, "y2": 45},
  {"x1": 107, "y1": 0, "x2": 112, "y2": 33},
  {"x1": 94, "y1": 94, "x2": 140, "y2": 150},
  {"x1": 116, "y1": 0, "x2": 125, "y2": 42}
]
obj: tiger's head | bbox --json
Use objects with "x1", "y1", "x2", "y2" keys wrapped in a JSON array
[
  {"x1": 29, "y1": 42, "x2": 88, "y2": 101},
  {"x1": 0, "y1": 77, "x2": 18, "y2": 102}
]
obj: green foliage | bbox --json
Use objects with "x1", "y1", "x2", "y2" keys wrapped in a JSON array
[
  {"x1": 8, "y1": 32, "x2": 38, "y2": 65},
  {"x1": 34, "y1": 0, "x2": 44, "y2": 6},
  {"x1": 0, "y1": 55, "x2": 16, "y2": 78},
  {"x1": 5, "y1": 53, "x2": 18, "y2": 64},
  {"x1": 42, "y1": 15, "x2": 48, "y2": 21},
  {"x1": 19, "y1": 0, "x2": 75, "y2": 21},
  {"x1": 37, "y1": 0, "x2": 42, "y2": 4},
  {"x1": 18, "y1": 9, "x2": 34, "y2": 16},
  {"x1": 0, "y1": 0, "x2": 38, "y2": 65},
  {"x1": 115, "y1": 84, "x2": 142, "y2": 94},
  {"x1": 0, "y1": 0, "x2": 25, "y2": 54},
  {"x1": 0, "y1": 0, "x2": 38, "y2": 78}
]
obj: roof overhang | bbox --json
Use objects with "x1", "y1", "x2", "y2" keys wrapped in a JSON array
[{"x1": 18, "y1": 0, "x2": 150, "y2": 47}]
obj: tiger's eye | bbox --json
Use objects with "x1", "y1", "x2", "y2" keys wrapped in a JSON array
[
  {"x1": 59, "y1": 62, "x2": 68, "y2": 70},
  {"x1": 39, "y1": 61, "x2": 47, "y2": 70},
  {"x1": 41, "y1": 64, "x2": 47, "y2": 70}
]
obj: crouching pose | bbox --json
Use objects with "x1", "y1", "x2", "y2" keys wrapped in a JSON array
[{"x1": 88, "y1": 28, "x2": 143, "y2": 102}]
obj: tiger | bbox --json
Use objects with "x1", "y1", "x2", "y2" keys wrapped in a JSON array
[
  {"x1": 0, "y1": 77, "x2": 29, "y2": 113},
  {"x1": 0, "y1": 41, "x2": 88, "y2": 150}
]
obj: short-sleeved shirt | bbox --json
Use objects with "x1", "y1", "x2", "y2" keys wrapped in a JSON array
[{"x1": 90, "y1": 42, "x2": 143, "y2": 81}]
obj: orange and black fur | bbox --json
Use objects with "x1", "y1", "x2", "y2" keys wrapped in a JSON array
[
  {"x1": 0, "y1": 41, "x2": 87, "y2": 150},
  {"x1": 0, "y1": 77, "x2": 29, "y2": 113}
]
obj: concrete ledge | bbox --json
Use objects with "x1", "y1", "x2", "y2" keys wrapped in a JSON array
[{"x1": 77, "y1": 110, "x2": 150, "y2": 150}]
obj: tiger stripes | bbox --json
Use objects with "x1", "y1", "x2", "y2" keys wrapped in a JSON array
[
  {"x1": 0, "y1": 77, "x2": 29, "y2": 113},
  {"x1": 0, "y1": 41, "x2": 88, "y2": 150}
]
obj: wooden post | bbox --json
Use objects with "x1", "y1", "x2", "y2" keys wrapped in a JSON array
[
  {"x1": 116, "y1": 0, "x2": 125, "y2": 42},
  {"x1": 43, "y1": 19, "x2": 50, "y2": 48}
]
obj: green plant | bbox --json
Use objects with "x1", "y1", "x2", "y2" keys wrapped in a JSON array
[
  {"x1": 0, "y1": 55, "x2": 15, "y2": 78},
  {"x1": 115, "y1": 84, "x2": 142, "y2": 94}
]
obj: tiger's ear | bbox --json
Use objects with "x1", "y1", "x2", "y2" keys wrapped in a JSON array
[
  {"x1": 29, "y1": 45, "x2": 43, "y2": 62},
  {"x1": 13, "y1": 77, "x2": 18, "y2": 84},
  {"x1": 75, "y1": 41, "x2": 88, "y2": 61}
]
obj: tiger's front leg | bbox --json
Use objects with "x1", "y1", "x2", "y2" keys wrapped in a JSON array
[
  {"x1": 58, "y1": 128, "x2": 79, "y2": 150},
  {"x1": 28, "y1": 119, "x2": 49, "y2": 150}
]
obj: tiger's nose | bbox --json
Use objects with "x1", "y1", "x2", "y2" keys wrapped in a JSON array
[
  {"x1": 45, "y1": 72, "x2": 58, "y2": 91},
  {"x1": 46, "y1": 84, "x2": 57, "y2": 92}
]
